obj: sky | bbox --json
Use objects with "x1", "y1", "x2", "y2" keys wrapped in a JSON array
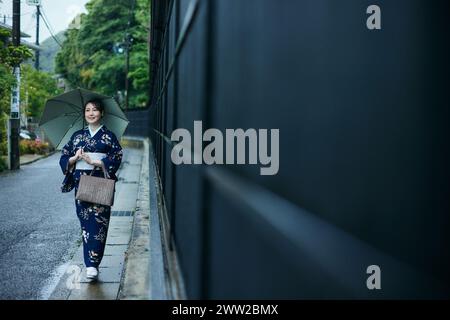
[{"x1": 0, "y1": 0, "x2": 89, "y2": 43}]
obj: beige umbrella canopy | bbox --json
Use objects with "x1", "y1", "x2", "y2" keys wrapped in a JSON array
[{"x1": 38, "y1": 88, "x2": 129, "y2": 149}]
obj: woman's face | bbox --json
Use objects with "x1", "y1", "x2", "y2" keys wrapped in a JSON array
[{"x1": 85, "y1": 102, "x2": 102, "y2": 126}]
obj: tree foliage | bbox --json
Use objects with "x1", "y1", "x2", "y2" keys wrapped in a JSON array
[
  {"x1": 55, "y1": 0, "x2": 150, "y2": 108},
  {"x1": 1, "y1": 28, "x2": 61, "y2": 163},
  {"x1": 0, "y1": 29, "x2": 33, "y2": 68},
  {"x1": 21, "y1": 64, "x2": 62, "y2": 121},
  {"x1": 1, "y1": 28, "x2": 34, "y2": 161}
]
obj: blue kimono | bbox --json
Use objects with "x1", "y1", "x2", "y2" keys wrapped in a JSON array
[{"x1": 59, "y1": 125, "x2": 123, "y2": 268}]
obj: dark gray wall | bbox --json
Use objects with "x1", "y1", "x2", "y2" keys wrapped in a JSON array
[
  {"x1": 150, "y1": 0, "x2": 450, "y2": 299},
  {"x1": 124, "y1": 108, "x2": 150, "y2": 137}
]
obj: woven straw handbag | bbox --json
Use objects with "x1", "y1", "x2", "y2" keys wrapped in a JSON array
[{"x1": 76, "y1": 166, "x2": 116, "y2": 206}]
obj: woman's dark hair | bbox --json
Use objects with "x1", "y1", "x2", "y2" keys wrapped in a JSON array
[{"x1": 84, "y1": 99, "x2": 104, "y2": 114}]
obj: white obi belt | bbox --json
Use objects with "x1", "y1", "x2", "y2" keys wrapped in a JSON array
[{"x1": 76, "y1": 152, "x2": 107, "y2": 170}]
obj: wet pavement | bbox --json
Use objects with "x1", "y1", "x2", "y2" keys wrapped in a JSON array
[
  {"x1": 0, "y1": 152, "x2": 79, "y2": 299},
  {"x1": 0, "y1": 147, "x2": 141, "y2": 300}
]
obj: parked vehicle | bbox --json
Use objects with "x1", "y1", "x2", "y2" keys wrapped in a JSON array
[{"x1": 19, "y1": 129, "x2": 38, "y2": 141}]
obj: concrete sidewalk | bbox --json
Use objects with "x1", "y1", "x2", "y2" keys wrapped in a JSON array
[{"x1": 48, "y1": 138, "x2": 149, "y2": 300}]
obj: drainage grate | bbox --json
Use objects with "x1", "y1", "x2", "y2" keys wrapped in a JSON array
[{"x1": 111, "y1": 211, "x2": 134, "y2": 217}]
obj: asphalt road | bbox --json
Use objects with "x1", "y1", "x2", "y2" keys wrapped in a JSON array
[{"x1": 0, "y1": 153, "x2": 80, "y2": 299}]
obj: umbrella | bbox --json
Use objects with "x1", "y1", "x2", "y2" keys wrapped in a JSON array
[{"x1": 38, "y1": 88, "x2": 129, "y2": 150}]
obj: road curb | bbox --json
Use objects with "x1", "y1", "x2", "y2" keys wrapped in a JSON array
[{"x1": 118, "y1": 136, "x2": 151, "y2": 299}]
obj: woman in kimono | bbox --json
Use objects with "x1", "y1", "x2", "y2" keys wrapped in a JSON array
[{"x1": 59, "y1": 99, "x2": 123, "y2": 281}]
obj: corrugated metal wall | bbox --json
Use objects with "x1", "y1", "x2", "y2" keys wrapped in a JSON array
[{"x1": 149, "y1": 0, "x2": 450, "y2": 299}]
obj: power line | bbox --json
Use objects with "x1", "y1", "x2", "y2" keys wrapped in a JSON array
[
  {"x1": 40, "y1": 12, "x2": 61, "y2": 47},
  {"x1": 38, "y1": 5, "x2": 62, "y2": 48},
  {"x1": 39, "y1": 5, "x2": 54, "y2": 34}
]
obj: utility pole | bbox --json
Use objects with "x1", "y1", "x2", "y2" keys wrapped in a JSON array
[
  {"x1": 124, "y1": 33, "x2": 130, "y2": 110},
  {"x1": 124, "y1": 0, "x2": 136, "y2": 110},
  {"x1": 9, "y1": 0, "x2": 21, "y2": 170},
  {"x1": 35, "y1": 5, "x2": 40, "y2": 70}
]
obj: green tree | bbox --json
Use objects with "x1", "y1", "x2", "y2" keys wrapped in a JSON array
[
  {"x1": 56, "y1": 0, "x2": 150, "y2": 108},
  {"x1": 54, "y1": 25, "x2": 88, "y2": 88},
  {"x1": 0, "y1": 29, "x2": 33, "y2": 68},
  {"x1": 0, "y1": 65, "x2": 13, "y2": 161},
  {"x1": 0, "y1": 28, "x2": 33, "y2": 169},
  {"x1": 0, "y1": 28, "x2": 33, "y2": 117},
  {"x1": 20, "y1": 64, "x2": 62, "y2": 122}
]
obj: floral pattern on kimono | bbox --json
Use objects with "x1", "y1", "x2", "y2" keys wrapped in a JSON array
[{"x1": 59, "y1": 125, "x2": 123, "y2": 268}]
